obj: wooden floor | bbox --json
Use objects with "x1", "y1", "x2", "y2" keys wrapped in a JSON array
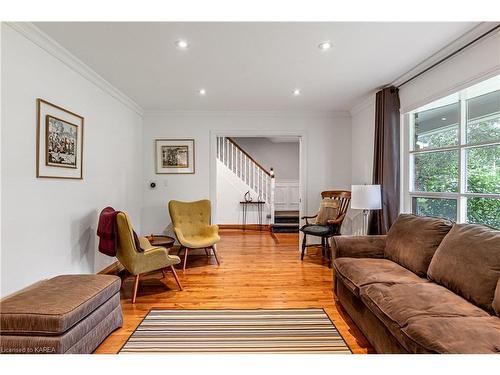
[{"x1": 94, "y1": 230, "x2": 374, "y2": 354}]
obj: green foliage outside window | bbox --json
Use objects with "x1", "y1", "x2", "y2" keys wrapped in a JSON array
[{"x1": 413, "y1": 116, "x2": 500, "y2": 229}]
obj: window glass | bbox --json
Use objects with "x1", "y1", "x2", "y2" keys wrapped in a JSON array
[
  {"x1": 412, "y1": 197, "x2": 457, "y2": 221},
  {"x1": 466, "y1": 90, "x2": 500, "y2": 144},
  {"x1": 466, "y1": 145, "x2": 500, "y2": 194},
  {"x1": 413, "y1": 150, "x2": 459, "y2": 193},
  {"x1": 467, "y1": 197, "x2": 500, "y2": 229},
  {"x1": 413, "y1": 102, "x2": 459, "y2": 150}
]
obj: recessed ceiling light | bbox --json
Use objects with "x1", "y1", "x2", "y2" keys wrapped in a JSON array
[
  {"x1": 318, "y1": 41, "x2": 332, "y2": 50},
  {"x1": 292, "y1": 89, "x2": 301, "y2": 96},
  {"x1": 175, "y1": 39, "x2": 189, "y2": 49},
  {"x1": 198, "y1": 88, "x2": 206, "y2": 96},
  {"x1": 441, "y1": 117, "x2": 447, "y2": 121}
]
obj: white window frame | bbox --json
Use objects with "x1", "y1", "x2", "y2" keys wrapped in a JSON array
[{"x1": 402, "y1": 86, "x2": 500, "y2": 224}]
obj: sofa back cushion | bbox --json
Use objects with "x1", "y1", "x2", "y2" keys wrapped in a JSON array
[
  {"x1": 493, "y1": 279, "x2": 500, "y2": 317},
  {"x1": 428, "y1": 224, "x2": 500, "y2": 313},
  {"x1": 385, "y1": 214, "x2": 452, "y2": 277}
]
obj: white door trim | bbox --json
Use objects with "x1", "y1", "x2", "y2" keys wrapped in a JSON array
[{"x1": 209, "y1": 129, "x2": 307, "y2": 232}]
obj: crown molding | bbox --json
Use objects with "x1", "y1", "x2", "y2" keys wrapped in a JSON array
[
  {"x1": 6, "y1": 22, "x2": 144, "y2": 116},
  {"x1": 391, "y1": 22, "x2": 500, "y2": 88},
  {"x1": 143, "y1": 109, "x2": 351, "y2": 118}
]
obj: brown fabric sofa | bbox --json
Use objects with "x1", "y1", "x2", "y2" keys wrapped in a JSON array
[{"x1": 332, "y1": 214, "x2": 500, "y2": 354}]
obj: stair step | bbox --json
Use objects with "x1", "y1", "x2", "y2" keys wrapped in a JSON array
[
  {"x1": 275, "y1": 210, "x2": 299, "y2": 217},
  {"x1": 271, "y1": 223, "x2": 299, "y2": 233},
  {"x1": 275, "y1": 216, "x2": 299, "y2": 224}
]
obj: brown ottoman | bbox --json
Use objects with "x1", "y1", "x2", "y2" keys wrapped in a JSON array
[{"x1": 0, "y1": 275, "x2": 122, "y2": 354}]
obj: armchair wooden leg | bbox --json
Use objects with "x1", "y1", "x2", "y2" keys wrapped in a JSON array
[
  {"x1": 326, "y1": 237, "x2": 332, "y2": 268},
  {"x1": 183, "y1": 248, "x2": 189, "y2": 272},
  {"x1": 170, "y1": 265, "x2": 183, "y2": 290},
  {"x1": 132, "y1": 274, "x2": 141, "y2": 304},
  {"x1": 211, "y1": 245, "x2": 220, "y2": 266},
  {"x1": 204, "y1": 248, "x2": 210, "y2": 256},
  {"x1": 301, "y1": 234, "x2": 307, "y2": 260}
]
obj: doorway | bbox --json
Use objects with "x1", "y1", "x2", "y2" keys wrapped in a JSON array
[{"x1": 209, "y1": 131, "x2": 306, "y2": 237}]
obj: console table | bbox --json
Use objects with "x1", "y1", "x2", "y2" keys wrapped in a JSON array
[{"x1": 240, "y1": 201, "x2": 266, "y2": 230}]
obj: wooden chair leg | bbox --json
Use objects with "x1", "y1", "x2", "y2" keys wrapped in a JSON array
[
  {"x1": 183, "y1": 248, "x2": 189, "y2": 272},
  {"x1": 131, "y1": 274, "x2": 140, "y2": 304},
  {"x1": 211, "y1": 245, "x2": 220, "y2": 266},
  {"x1": 170, "y1": 265, "x2": 183, "y2": 290},
  {"x1": 301, "y1": 233, "x2": 307, "y2": 260},
  {"x1": 204, "y1": 248, "x2": 210, "y2": 256},
  {"x1": 326, "y1": 237, "x2": 332, "y2": 268}
]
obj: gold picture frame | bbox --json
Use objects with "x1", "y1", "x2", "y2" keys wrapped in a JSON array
[
  {"x1": 155, "y1": 139, "x2": 195, "y2": 174},
  {"x1": 36, "y1": 99, "x2": 84, "y2": 179}
]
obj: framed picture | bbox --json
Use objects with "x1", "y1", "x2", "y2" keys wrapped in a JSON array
[
  {"x1": 155, "y1": 139, "x2": 195, "y2": 174},
  {"x1": 37, "y1": 99, "x2": 84, "y2": 179}
]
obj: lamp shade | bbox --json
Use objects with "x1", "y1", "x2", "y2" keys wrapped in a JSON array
[{"x1": 351, "y1": 185, "x2": 382, "y2": 210}]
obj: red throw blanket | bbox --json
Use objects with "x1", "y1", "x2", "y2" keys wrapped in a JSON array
[{"x1": 97, "y1": 207, "x2": 144, "y2": 256}]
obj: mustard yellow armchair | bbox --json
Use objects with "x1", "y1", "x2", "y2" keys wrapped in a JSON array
[
  {"x1": 168, "y1": 199, "x2": 220, "y2": 272},
  {"x1": 116, "y1": 212, "x2": 182, "y2": 303}
]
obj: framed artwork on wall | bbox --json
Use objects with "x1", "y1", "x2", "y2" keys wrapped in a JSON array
[
  {"x1": 36, "y1": 99, "x2": 84, "y2": 179},
  {"x1": 155, "y1": 139, "x2": 195, "y2": 174}
]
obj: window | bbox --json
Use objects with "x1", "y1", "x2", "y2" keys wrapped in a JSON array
[{"x1": 404, "y1": 75, "x2": 500, "y2": 229}]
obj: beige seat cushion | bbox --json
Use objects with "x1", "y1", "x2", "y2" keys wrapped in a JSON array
[
  {"x1": 385, "y1": 214, "x2": 452, "y2": 277},
  {"x1": 428, "y1": 223, "x2": 500, "y2": 314},
  {"x1": 315, "y1": 199, "x2": 340, "y2": 225},
  {"x1": 401, "y1": 316, "x2": 500, "y2": 354},
  {"x1": 0, "y1": 275, "x2": 121, "y2": 335},
  {"x1": 333, "y1": 258, "x2": 428, "y2": 297}
]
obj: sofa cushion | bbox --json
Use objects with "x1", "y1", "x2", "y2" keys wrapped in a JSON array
[
  {"x1": 333, "y1": 258, "x2": 428, "y2": 297},
  {"x1": 494, "y1": 279, "x2": 500, "y2": 317},
  {"x1": 385, "y1": 214, "x2": 452, "y2": 277},
  {"x1": 0, "y1": 275, "x2": 121, "y2": 335},
  {"x1": 428, "y1": 223, "x2": 500, "y2": 313},
  {"x1": 359, "y1": 282, "x2": 493, "y2": 353},
  {"x1": 360, "y1": 283, "x2": 489, "y2": 329},
  {"x1": 401, "y1": 316, "x2": 500, "y2": 354}
]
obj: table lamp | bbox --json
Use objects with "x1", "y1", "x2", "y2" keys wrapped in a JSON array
[{"x1": 351, "y1": 185, "x2": 382, "y2": 235}]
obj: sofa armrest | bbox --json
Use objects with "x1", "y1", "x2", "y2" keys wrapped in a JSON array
[{"x1": 332, "y1": 235, "x2": 387, "y2": 259}]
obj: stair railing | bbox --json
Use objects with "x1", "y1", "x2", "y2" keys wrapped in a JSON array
[{"x1": 216, "y1": 137, "x2": 274, "y2": 209}]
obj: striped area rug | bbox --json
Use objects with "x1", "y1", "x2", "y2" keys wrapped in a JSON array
[{"x1": 119, "y1": 308, "x2": 351, "y2": 354}]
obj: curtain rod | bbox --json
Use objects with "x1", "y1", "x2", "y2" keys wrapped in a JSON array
[{"x1": 397, "y1": 24, "x2": 500, "y2": 89}]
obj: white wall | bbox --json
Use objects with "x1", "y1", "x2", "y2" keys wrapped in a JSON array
[
  {"x1": 141, "y1": 111, "x2": 352, "y2": 235},
  {"x1": 1, "y1": 24, "x2": 143, "y2": 297},
  {"x1": 216, "y1": 160, "x2": 268, "y2": 224},
  {"x1": 231, "y1": 137, "x2": 299, "y2": 181},
  {"x1": 348, "y1": 94, "x2": 376, "y2": 234}
]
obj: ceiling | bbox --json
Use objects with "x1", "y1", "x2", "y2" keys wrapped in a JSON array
[{"x1": 34, "y1": 22, "x2": 478, "y2": 112}]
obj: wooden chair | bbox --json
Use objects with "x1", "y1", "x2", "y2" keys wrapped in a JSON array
[{"x1": 300, "y1": 190, "x2": 351, "y2": 267}]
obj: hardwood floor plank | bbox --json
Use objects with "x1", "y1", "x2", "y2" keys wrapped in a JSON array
[{"x1": 94, "y1": 230, "x2": 374, "y2": 354}]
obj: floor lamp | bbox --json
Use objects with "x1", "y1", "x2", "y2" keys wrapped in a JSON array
[{"x1": 351, "y1": 185, "x2": 382, "y2": 235}]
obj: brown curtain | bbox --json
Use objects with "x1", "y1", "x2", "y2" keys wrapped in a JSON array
[{"x1": 368, "y1": 86, "x2": 400, "y2": 235}]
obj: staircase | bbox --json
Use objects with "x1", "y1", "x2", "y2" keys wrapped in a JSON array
[
  {"x1": 272, "y1": 210, "x2": 300, "y2": 233},
  {"x1": 216, "y1": 137, "x2": 300, "y2": 232},
  {"x1": 216, "y1": 137, "x2": 273, "y2": 225}
]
